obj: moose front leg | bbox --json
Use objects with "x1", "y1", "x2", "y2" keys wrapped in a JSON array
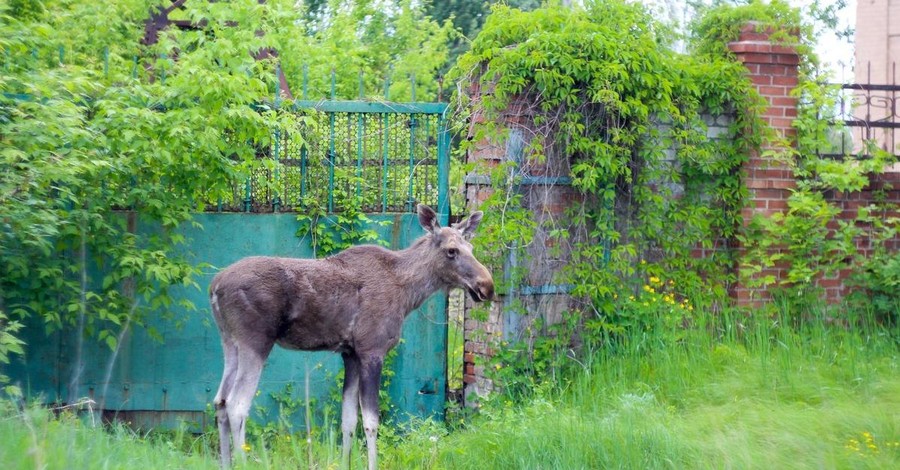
[
  {"x1": 340, "y1": 352, "x2": 361, "y2": 470},
  {"x1": 359, "y1": 355, "x2": 384, "y2": 470}
]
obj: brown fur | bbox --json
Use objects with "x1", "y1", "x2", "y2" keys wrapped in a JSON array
[{"x1": 210, "y1": 205, "x2": 493, "y2": 469}]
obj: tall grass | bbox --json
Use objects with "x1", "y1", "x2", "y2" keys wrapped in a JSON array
[
  {"x1": 0, "y1": 404, "x2": 216, "y2": 470},
  {"x1": 2, "y1": 304, "x2": 898, "y2": 469},
  {"x1": 437, "y1": 305, "x2": 899, "y2": 469}
]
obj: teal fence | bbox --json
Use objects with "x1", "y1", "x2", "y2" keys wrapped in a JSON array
[
  {"x1": 10, "y1": 213, "x2": 449, "y2": 430},
  {"x1": 5, "y1": 51, "x2": 455, "y2": 428}
]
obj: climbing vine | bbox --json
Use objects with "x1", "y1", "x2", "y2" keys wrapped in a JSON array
[
  {"x1": 452, "y1": 0, "x2": 897, "y2": 396},
  {"x1": 452, "y1": 0, "x2": 764, "y2": 340},
  {"x1": 295, "y1": 173, "x2": 388, "y2": 258}
]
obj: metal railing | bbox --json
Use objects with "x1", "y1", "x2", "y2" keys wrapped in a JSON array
[
  {"x1": 818, "y1": 63, "x2": 900, "y2": 160},
  {"x1": 214, "y1": 100, "x2": 450, "y2": 214}
]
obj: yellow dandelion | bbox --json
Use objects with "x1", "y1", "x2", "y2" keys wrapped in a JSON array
[
  {"x1": 242, "y1": 443, "x2": 252, "y2": 452},
  {"x1": 649, "y1": 276, "x2": 661, "y2": 285}
]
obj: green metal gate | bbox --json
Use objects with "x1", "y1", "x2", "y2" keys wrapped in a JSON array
[{"x1": 10, "y1": 98, "x2": 452, "y2": 430}]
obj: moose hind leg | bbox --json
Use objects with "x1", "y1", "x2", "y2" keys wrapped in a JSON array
[
  {"x1": 227, "y1": 342, "x2": 273, "y2": 460},
  {"x1": 214, "y1": 335, "x2": 238, "y2": 467},
  {"x1": 359, "y1": 356, "x2": 384, "y2": 470},
  {"x1": 340, "y1": 352, "x2": 362, "y2": 470},
  {"x1": 216, "y1": 402, "x2": 231, "y2": 468}
]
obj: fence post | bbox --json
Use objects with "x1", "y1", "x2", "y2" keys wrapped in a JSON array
[
  {"x1": 437, "y1": 113, "x2": 449, "y2": 225},
  {"x1": 728, "y1": 22, "x2": 800, "y2": 306},
  {"x1": 328, "y1": 68, "x2": 336, "y2": 212},
  {"x1": 382, "y1": 70, "x2": 392, "y2": 212},
  {"x1": 300, "y1": 64, "x2": 308, "y2": 206}
]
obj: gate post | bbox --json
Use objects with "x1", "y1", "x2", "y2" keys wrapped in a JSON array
[
  {"x1": 461, "y1": 86, "x2": 584, "y2": 404},
  {"x1": 728, "y1": 22, "x2": 800, "y2": 306}
]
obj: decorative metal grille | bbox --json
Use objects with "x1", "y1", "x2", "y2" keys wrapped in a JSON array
[
  {"x1": 818, "y1": 63, "x2": 899, "y2": 160},
  {"x1": 210, "y1": 101, "x2": 449, "y2": 213}
]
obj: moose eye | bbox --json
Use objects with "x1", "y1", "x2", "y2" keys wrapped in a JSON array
[{"x1": 446, "y1": 248, "x2": 458, "y2": 259}]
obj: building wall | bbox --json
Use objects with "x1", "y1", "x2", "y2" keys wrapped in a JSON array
[
  {"x1": 854, "y1": 0, "x2": 900, "y2": 155},
  {"x1": 855, "y1": 0, "x2": 900, "y2": 84}
]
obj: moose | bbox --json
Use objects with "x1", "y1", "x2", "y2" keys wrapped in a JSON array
[{"x1": 209, "y1": 204, "x2": 494, "y2": 469}]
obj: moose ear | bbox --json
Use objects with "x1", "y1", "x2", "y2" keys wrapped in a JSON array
[
  {"x1": 457, "y1": 211, "x2": 483, "y2": 240},
  {"x1": 417, "y1": 204, "x2": 441, "y2": 235}
]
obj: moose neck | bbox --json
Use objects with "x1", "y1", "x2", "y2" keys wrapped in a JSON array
[{"x1": 395, "y1": 236, "x2": 444, "y2": 314}]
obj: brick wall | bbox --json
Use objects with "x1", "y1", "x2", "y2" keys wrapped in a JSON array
[
  {"x1": 728, "y1": 23, "x2": 900, "y2": 304},
  {"x1": 820, "y1": 173, "x2": 900, "y2": 302}
]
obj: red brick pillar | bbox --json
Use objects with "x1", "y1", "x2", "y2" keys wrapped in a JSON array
[{"x1": 728, "y1": 23, "x2": 800, "y2": 305}]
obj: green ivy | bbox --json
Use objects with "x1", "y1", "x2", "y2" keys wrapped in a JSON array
[
  {"x1": 295, "y1": 197, "x2": 388, "y2": 258},
  {"x1": 445, "y1": 0, "x2": 894, "y2": 396},
  {"x1": 452, "y1": 0, "x2": 764, "y2": 349}
]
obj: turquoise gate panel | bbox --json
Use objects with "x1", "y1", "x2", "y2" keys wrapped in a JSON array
[{"x1": 9, "y1": 212, "x2": 447, "y2": 428}]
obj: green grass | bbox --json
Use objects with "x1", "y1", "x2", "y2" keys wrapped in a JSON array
[
  {"x1": 437, "y1": 320, "x2": 899, "y2": 469},
  {"x1": 2, "y1": 309, "x2": 898, "y2": 469}
]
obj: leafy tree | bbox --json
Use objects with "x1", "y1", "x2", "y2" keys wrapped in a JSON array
[
  {"x1": 425, "y1": 0, "x2": 542, "y2": 75},
  {"x1": 1, "y1": 0, "x2": 293, "y2": 398},
  {"x1": 284, "y1": 0, "x2": 454, "y2": 101}
]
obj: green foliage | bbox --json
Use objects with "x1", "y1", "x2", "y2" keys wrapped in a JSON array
[
  {"x1": 281, "y1": 0, "x2": 453, "y2": 101},
  {"x1": 741, "y1": 191, "x2": 853, "y2": 289},
  {"x1": 452, "y1": 0, "x2": 765, "y2": 389},
  {"x1": 849, "y1": 251, "x2": 900, "y2": 326},
  {"x1": 425, "y1": 0, "x2": 542, "y2": 75},
  {"x1": 689, "y1": 0, "x2": 805, "y2": 59},
  {"x1": 295, "y1": 181, "x2": 388, "y2": 257},
  {"x1": 0, "y1": 310, "x2": 25, "y2": 396},
  {"x1": 739, "y1": 68, "x2": 899, "y2": 309},
  {"x1": 0, "y1": 0, "x2": 296, "y2": 390}
]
